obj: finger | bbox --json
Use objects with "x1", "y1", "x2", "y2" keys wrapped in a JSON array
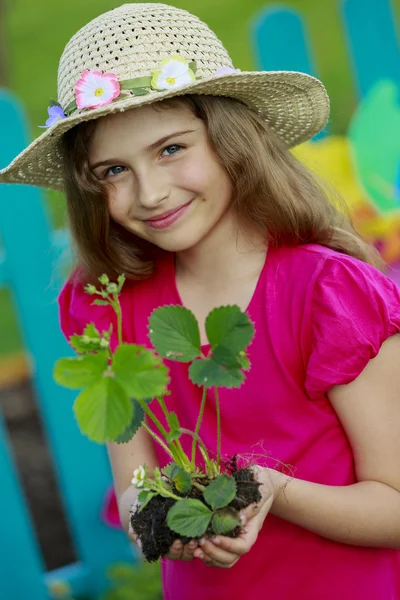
[
  {"x1": 164, "y1": 539, "x2": 184, "y2": 560},
  {"x1": 128, "y1": 525, "x2": 143, "y2": 549},
  {"x1": 240, "y1": 502, "x2": 260, "y2": 523},
  {"x1": 199, "y1": 540, "x2": 239, "y2": 565},
  {"x1": 195, "y1": 546, "x2": 239, "y2": 569},
  {"x1": 180, "y1": 539, "x2": 198, "y2": 561},
  {"x1": 209, "y1": 523, "x2": 258, "y2": 556}
]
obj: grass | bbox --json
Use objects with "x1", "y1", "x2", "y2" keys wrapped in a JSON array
[{"x1": 1, "y1": 0, "x2": 400, "y2": 356}]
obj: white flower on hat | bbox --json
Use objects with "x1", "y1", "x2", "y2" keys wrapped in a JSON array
[
  {"x1": 131, "y1": 465, "x2": 147, "y2": 488},
  {"x1": 75, "y1": 70, "x2": 121, "y2": 109},
  {"x1": 151, "y1": 55, "x2": 196, "y2": 91}
]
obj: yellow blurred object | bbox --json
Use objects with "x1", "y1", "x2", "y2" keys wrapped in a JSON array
[
  {"x1": 0, "y1": 352, "x2": 31, "y2": 389},
  {"x1": 292, "y1": 136, "x2": 400, "y2": 263}
]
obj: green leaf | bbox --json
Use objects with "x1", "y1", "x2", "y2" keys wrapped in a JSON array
[
  {"x1": 73, "y1": 378, "x2": 133, "y2": 443},
  {"x1": 171, "y1": 467, "x2": 192, "y2": 494},
  {"x1": 161, "y1": 462, "x2": 178, "y2": 480},
  {"x1": 203, "y1": 475, "x2": 237, "y2": 510},
  {"x1": 148, "y1": 306, "x2": 201, "y2": 362},
  {"x1": 84, "y1": 322, "x2": 101, "y2": 339},
  {"x1": 54, "y1": 353, "x2": 108, "y2": 389},
  {"x1": 133, "y1": 87, "x2": 150, "y2": 96},
  {"x1": 115, "y1": 398, "x2": 145, "y2": 443},
  {"x1": 206, "y1": 306, "x2": 254, "y2": 366},
  {"x1": 166, "y1": 412, "x2": 181, "y2": 443},
  {"x1": 68, "y1": 334, "x2": 94, "y2": 354},
  {"x1": 49, "y1": 99, "x2": 63, "y2": 108},
  {"x1": 167, "y1": 499, "x2": 212, "y2": 537},
  {"x1": 138, "y1": 490, "x2": 157, "y2": 512},
  {"x1": 117, "y1": 274, "x2": 126, "y2": 292},
  {"x1": 237, "y1": 351, "x2": 251, "y2": 371},
  {"x1": 113, "y1": 344, "x2": 169, "y2": 400},
  {"x1": 189, "y1": 359, "x2": 244, "y2": 389},
  {"x1": 92, "y1": 299, "x2": 110, "y2": 306},
  {"x1": 211, "y1": 508, "x2": 241, "y2": 535}
]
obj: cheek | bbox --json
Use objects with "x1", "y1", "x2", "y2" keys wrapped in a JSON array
[{"x1": 107, "y1": 186, "x2": 133, "y2": 222}]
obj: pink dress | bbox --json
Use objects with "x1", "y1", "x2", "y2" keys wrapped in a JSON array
[{"x1": 59, "y1": 244, "x2": 400, "y2": 600}]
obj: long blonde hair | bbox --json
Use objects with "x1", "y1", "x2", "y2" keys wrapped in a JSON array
[{"x1": 61, "y1": 95, "x2": 383, "y2": 282}]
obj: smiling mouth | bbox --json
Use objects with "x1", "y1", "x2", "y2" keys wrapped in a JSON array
[{"x1": 143, "y1": 199, "x2": 193, "y2": 230}]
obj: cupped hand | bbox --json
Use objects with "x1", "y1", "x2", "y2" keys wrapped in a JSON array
[
  {"x1": 129, "y1": 511, "x2": 199, "y2": 561},
  {"x1": 193, "y1": 466, "x2": 276, "y2": 569},
  {"x1": 129, "y1": 521, "x2": 199, "y2": 561}
]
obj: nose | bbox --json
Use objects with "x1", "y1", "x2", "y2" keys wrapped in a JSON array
[{"x1": 136, "y1": 167, "x2": 169, "y2": 210}]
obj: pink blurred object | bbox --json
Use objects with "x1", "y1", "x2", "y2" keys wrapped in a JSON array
[
  {"x1": 101, "y1": 486, "x2": 122, "y2": 529},
  {"x1": 387, "y1": 261, "x2": 400, "y2": 287}
]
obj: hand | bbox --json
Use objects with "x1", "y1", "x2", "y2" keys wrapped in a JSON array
[
  {"x1": 193, "y1": 466, "x2": 276, "y2": 569},
  {"x1": 129, "y1": 520, "x2": 199, "y2": 560}
]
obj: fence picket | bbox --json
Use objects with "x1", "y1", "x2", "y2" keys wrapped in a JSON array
[
  {"x1": 341, "y1": 0, "x2": 400, "y2": 98},
  {"x1": 0, "y1": 412, "x2": 49, "y2": 599},
  {"x1": 0, "y1": 90, "x2": 132, "y2": 598},
  {"x1": 251, "y1": 5, "x2": 326, "y2": 138}
]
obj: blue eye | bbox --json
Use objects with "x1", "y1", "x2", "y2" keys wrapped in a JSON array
[
  {"x1": 105, "y1": 165, "x2": 126, "y2": 177},
  {"x1": 161, "y1": 144, "x2": 182, "y2": 157}
]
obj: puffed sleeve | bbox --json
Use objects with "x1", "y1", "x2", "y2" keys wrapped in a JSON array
[
  {"x1": 305, "y1": 255, "x2": 400, "y2": 400},
  {"x1": 58, "y1": 269, "x2": 119, "y2": 350}
]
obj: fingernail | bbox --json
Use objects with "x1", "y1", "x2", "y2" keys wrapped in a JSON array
[
  {"x1": 240, "y1": 514, "x2": 246, "y2": 525},
  {"x1": 199, "y1": 538, "x2": 206, "y2": 545},
  {"x1": 213, "y1": 536, "x2": 220, "y2": 545},
  {"x1": 188, "y1": 540, "x2": 197, "y2": 549}
]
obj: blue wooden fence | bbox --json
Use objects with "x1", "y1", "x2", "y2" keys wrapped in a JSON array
[
  {"x1": 0, "y1": 0, "x2": 399, "y2": 598},
  {"x1": 0, "y1": 91, "x2": 133, "y2": 599}
]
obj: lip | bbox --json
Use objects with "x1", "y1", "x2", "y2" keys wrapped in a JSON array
[{"x1": 143, "y1": 200, "x2": 193, "y2": 230}]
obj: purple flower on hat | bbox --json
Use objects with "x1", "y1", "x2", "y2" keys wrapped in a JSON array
[
  {"x1": 39, "y1": 105, "x2": 67, "y2": 129},
  {"x1": 214, "y1": 66, "x2": 241, "y2": 76}
]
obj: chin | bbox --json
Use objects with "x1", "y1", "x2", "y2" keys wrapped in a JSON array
[{"x1": 150, "y1": 232, "x2": 204, "y2": 253}]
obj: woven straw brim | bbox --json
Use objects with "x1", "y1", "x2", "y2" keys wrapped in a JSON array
[{"x1": 0, "y1": 70, "x2": 329, "y2": 192}]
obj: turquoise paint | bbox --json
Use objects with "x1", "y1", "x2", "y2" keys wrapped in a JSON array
[
  {"x1": 251, "y1": 5, "x2": 327, "y2": 138},
  {"x1": 0, "y1": 90, "x2": 133, "y2": 598},
  {"x1": 341, "y1": 0, "x2": 400, "y2": 98},
  {"x1": 0, "y1": 412, "x2": 49, "y2": 599}
]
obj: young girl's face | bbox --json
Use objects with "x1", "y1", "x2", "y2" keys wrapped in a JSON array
[{"x1": 88, "y1": 101, "x2": 233, "y2": 253}]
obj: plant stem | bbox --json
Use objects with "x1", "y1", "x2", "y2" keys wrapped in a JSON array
[
  {"x1": 137, "y1": 399, "x2": 185, "y2": 468},
  {"x1": 192, "y1": 481, "x2": 206, "y2": 492},
  {"x1": 157, "y1": 396, "x2": 191, "y2": 470},
  {"x1": 111, "y1": 295, "x2": 123, "y2": 346},
  {"x1": 141, "y1": 423, "x2": 175, "y2": 461},
  {"x1": 181, "y1": 428, "x2": 211, "y2": 466},
  {"x1": 191, "y1": 387, "x2": 208, "y2": 468},
  {"x1": 214, "y1": 387, "x2": 221, "y2": 468}
]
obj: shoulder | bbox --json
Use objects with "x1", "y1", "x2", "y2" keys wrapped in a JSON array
[
  {"x1": 292, "y1": 246, "x2": 400, "y2": 399},
  {"x1": 58, "y1": 268, "x2": 135, "y2": 346},
  {"x1": 57, "y1": 254, "x2": 174, "y2": 346},
  {"x1": 272, "y1": 243, "x2": 399, "y2": 300}
]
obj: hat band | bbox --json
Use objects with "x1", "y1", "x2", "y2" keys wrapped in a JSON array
[{"x1": 63, "y1": 58, "x2": 199, "y2": 117}]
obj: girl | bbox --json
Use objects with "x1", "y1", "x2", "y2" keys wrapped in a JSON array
[{"x1": 1, "y1": 3, "x2": 399, "y2": 599}]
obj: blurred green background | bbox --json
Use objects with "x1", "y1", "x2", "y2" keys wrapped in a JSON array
[{"x1": 1, "y1": 0, "x2": 400, "y2": 358}]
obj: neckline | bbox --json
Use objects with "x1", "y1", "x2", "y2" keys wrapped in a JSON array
[{"x1": 168, "y1": 248, "x2": 270, "y2": 349}]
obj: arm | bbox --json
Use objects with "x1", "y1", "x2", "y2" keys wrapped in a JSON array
[
  {"x1": 270, "y1": 333, "x2": 400, "y2": 549},
  {"x1": 107, "y1": 427, "x2": 200, "y2": 561},
  {"x1": 195, "y1": 334, "x2": 400, "y2": 568},
  {"x1": 106, "y1": 427, "x2": 158, "y2": 533}
]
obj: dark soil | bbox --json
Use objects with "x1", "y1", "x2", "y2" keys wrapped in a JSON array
[{"x1": 130, "y1": 464, "x2": 262, "y2": 562}]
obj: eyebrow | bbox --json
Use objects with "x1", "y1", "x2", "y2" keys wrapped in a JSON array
[{"x1": 90, "y1": 129, "x2": 196, "y2": 170}]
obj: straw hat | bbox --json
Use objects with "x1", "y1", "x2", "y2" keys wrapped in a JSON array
[{"x1": 0, "y1": 3, "x2": 330, "y2": 192}]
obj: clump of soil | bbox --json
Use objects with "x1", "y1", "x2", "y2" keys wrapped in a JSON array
[{"x1": 130, "y1": 462, "x2": 262, "y2": 562}]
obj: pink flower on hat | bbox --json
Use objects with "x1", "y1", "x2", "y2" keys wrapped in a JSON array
[{"x1": 75, "y1": 70, "x2": 121, "y2": 109}]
